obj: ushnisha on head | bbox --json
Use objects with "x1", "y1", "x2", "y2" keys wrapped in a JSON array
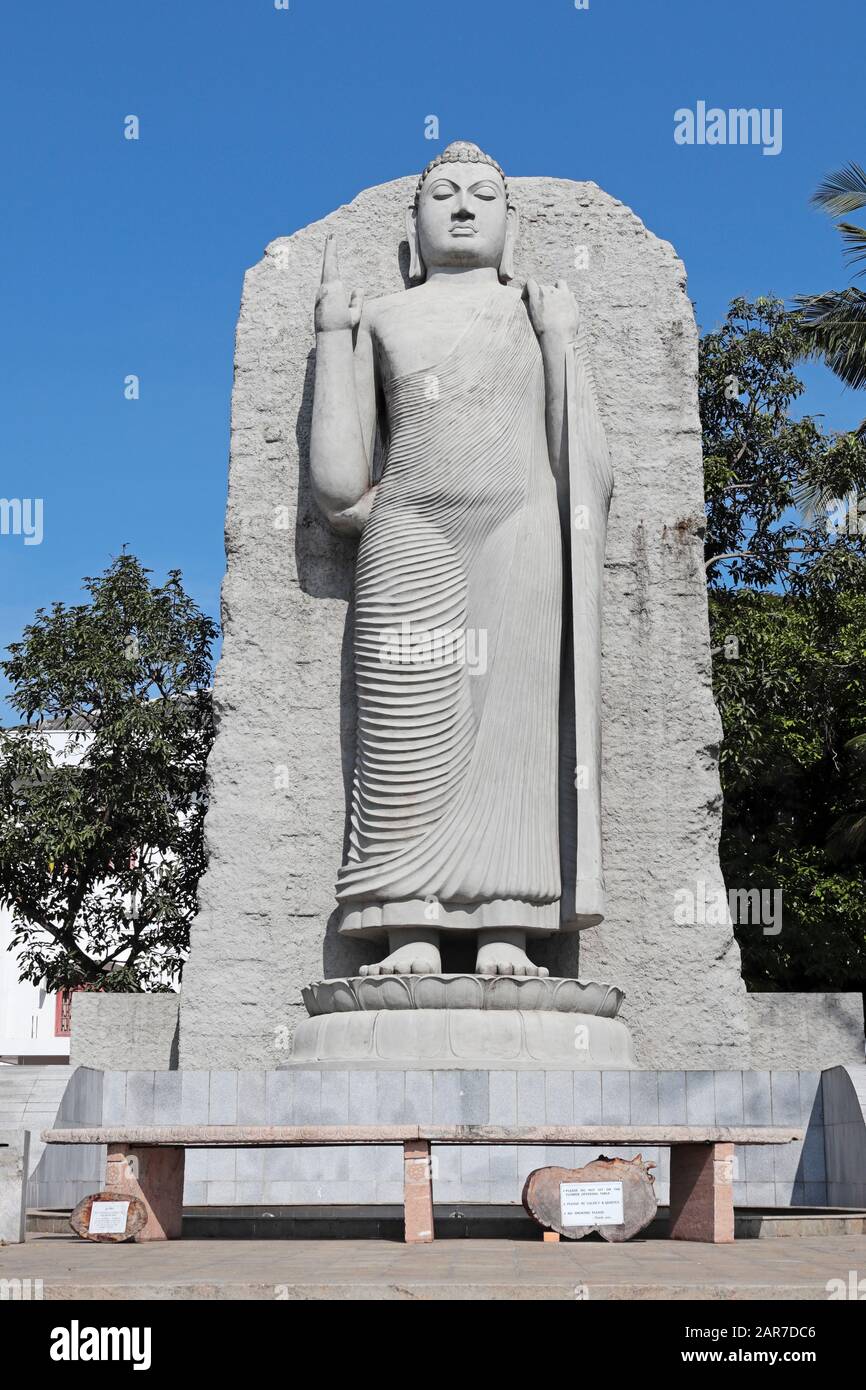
[{"x1": 407, "y1": 140, "x2": 519, "y2": 283}]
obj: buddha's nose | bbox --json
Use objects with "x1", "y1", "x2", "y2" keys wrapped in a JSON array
[{"x1": 452, "y1": 205, "x2": 475, "y2": 221}]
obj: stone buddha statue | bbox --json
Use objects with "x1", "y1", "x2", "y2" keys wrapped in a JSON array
[{"x1": 310, "y1": 141, "x2": 613, "y2": 982}]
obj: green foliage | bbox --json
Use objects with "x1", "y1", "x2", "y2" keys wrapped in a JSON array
[
  {"x1": 711, "y1": 583, "x2": 866, "y2": 989},
  {"x1": 701, "y1": 296, "x2": 866, "y2": 589},
  {"x1": 0, "y1": 554, "x2": 216, "y2": 992},
  {"x1": 702, "y1": 299, "x2": 866, "y2": 990}
]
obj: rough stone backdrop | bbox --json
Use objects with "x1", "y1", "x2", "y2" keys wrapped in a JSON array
[{"x1": 179, "y1": 175, "x2": 751, "y2": 1070}]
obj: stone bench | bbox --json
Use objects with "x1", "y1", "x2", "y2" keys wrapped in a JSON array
[{"x1": 42, "y1": 1124, "x2": 802, "y2": 1244}]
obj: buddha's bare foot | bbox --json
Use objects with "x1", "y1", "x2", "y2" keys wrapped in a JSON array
[
  {"x1": 475, "y1": 939, "x2": 549, "y2": 977},
  {"x1": 360, "y1": 936, "x2": 442, "y2": 976}
]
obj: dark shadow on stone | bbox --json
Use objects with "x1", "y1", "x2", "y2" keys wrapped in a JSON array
[
  {"x1": 322, "y1": 601, "x2": 370, "y2": 978},
  {"x1": 534, "y1": 930, "x2": 581, "y2": 980},
  {"x1": 789, "y1": 1088, "x2": 826, "y2": 1204},
  {"x1": 397, "y1": 239, "x2": 412, "y2": 289},
  {"x1": 442, "y1": 937, "x2": 476, "y2": 974},
  {"x1": 322, "y1": 907, "x2": 369, "y2": 979},
  {"x1": 294, "y1": 348, "x2": 357, "y2": 604},
  {"x1": 168, "y1": 1013, "x2": 180, "y2": 1070}
]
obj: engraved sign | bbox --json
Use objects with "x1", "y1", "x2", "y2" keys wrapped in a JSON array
[
  {"x1": 560, "y1": 1180, "x2": 624, "y2": 1226},
  {"x1": 87, "y1": 1200, "x2": 131, "y2": 1235}
]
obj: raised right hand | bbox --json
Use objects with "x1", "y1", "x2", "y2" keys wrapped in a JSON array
[
  {"x1": 314, "y1": 232, "x2": 364, "y2": 333},
  {"x1": 522, "y1": 276, "x2": 579, "y2": 343}
]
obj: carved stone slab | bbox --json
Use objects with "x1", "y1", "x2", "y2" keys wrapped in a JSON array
[
  {"x1": 179, "y1": 174, "x2": 752, "y2": 1070},
  {"x1": 303, "y1": 974, "x2": 624, "y2": 1016},
  {"x1": 522, "y1": 1154, "x2": 657, "y2": 1241},
  {"x1": 45, "y1": 1123, "x2": 802, "y2": 1147},
  {"x1": 288, "y1": 1009, "x2": 636, "y2": 1069}
]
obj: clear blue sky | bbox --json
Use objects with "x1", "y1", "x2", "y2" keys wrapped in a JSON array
[{"x1": 1, "y1": 0, "x2": 864, "y2": 720}]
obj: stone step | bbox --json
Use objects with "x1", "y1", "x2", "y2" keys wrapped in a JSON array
[{"x1": 25, "y1": 1202, "x2": 866, "y2": 1240}]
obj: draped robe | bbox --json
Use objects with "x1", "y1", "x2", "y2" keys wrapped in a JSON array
[{"x1": 336, "y1": 284, "x2": 612, "y2": 939}]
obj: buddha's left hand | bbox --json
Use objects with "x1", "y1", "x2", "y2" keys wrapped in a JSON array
[{"x1": 523, "y1": 277, "x2": 579, "y2": 343}]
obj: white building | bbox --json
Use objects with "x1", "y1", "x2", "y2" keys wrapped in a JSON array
[
  {"x1": 0, "y1": 722, "x2": 90, "y2": 1064},
  {"x1": 0, "y1": 910, "x2": 70, "y2": 1062}
]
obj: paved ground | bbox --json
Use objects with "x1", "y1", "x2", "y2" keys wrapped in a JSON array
[{"x1": 2, "y1": 1233, "x2": 865, "y2": 1299}]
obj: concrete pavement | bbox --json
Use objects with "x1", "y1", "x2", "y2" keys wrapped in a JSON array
[{"x1": 2, "y1": 1233, "x2": 865, "y2": 1299}]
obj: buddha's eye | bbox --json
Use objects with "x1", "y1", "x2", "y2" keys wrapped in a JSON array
[
  {"x1": 429, "y1": 183, "x2": 455, "y2": 200},
  {"x1": 473, "y1": 185, "x2": 499, "y2": 200}
]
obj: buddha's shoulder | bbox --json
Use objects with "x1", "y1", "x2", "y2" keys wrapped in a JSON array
[{"x1": 364, "y1": 287, "x2": 413, "y2": 322}]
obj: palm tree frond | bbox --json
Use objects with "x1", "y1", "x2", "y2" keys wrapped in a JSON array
[
  {"x1": 792, "y1": 479, "x2": 846, "y2": 526},
  {"x1": 811, "y1": 162, "x2": 866, "y2": 216},
  {"x1": 793, "y1": 289, "x2": 866, "y2": 389},
  {"x1": 794, "y1": 286, "x2": 866, "y2": 328},
  {"x1": 798, "y1": 165, "x2": 866, "y2": 434},
  {"x1": 838, "y1": 222, "x2": 866, "y2": 273},
  {"x1": 826, "y1": 811, "x2": 866, "y2": 863}
]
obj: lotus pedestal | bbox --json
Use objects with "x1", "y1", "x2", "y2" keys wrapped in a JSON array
[{"x1": 287, "y1": 974, "x2": 636, "y2": 1070}]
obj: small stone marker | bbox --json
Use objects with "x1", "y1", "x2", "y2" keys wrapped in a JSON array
[
  {"x1": 523, "y1": 1154, "x2": 657, "y2": 1242},
  {"x1": 69, "y1": 1191, "x2": 147, "y2": 1243}
]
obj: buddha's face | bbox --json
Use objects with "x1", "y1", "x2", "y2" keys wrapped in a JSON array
[{"x1": 415, "y1": 160, "x2": 510, "y2": 273}]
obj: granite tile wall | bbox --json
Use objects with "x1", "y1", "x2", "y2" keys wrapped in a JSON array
[{"x1": 28, "y1": 1067, "x2": 830, "y2": 1210}]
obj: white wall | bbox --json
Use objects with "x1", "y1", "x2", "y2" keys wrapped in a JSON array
[{"x1": 0, "y1": 905, "x2": 69, "y2": 1058}]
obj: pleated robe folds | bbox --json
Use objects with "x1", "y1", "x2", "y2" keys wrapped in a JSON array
[{"x1": 336, "y1": 285, "x2": 610, "y2": 939}]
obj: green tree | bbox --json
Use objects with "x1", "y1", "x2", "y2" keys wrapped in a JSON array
[
  {"x1": 0, "y1": 554, "x2": 216, "y2": 992},
  {"x1": 794, "y1": 161, "x2": 866, "y2": 434},
  {"x1": 701, "y1": 297, "x2": 866, "y2": 991}
]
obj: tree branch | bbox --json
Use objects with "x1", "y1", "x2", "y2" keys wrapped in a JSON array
[{"x1": 705, "y1": 551, "x2": 754, "y2": 571}]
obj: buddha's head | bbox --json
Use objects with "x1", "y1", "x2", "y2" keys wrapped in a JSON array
[{"x1": 407, "y1": 141, "x2": 518, "y2": 282}]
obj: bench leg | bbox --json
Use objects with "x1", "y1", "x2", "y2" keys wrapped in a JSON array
[
  {"x1": 403, "y1": 1139, "x2": 434, "y2": 1244},
  {"x1": 106, "y1": 1144, "x2": 185, "y2": 1241},
  {"x1": 669, "y1": 1141, "x2": 735, "y2": 1243}
]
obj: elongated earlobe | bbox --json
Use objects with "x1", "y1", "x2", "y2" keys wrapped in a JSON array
[
  {"x1": 405, "y1": 207, "x2": 426, "y2": 281},
  {"x1": 499, "y1": 205, "x2": 519, "y2": 282}
]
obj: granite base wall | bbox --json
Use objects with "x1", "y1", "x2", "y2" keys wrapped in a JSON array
[
  {"x1": 30, "y1": 1065, "x2": 847, "y2": 1212},
  {"x1": 26, "y1": 1064, "x2": 104, "y2": 1213},
  {"x1": 70, "y1": 994, "x2": 179, "y2": 1072},
  {"x1": 0, "y1": 1063, "x2": 75, "y2": 1185},
  {"x1": 67, "y1": 990, "x2": 864, "y2": 1076},
  {"x1": 747, "y1": 993, "x2": 863, "y2": 1071}
]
